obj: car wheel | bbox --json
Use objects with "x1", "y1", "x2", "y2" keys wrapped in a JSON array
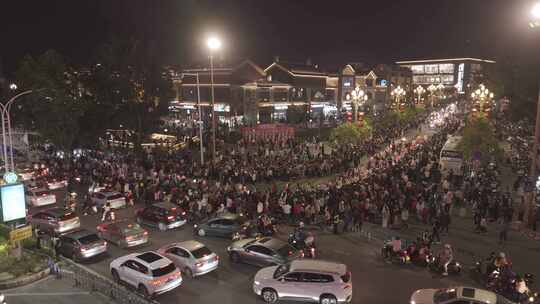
[
  {"x1": 183, "y1": 267, "x2": 193, "y2": 278},
  {"x1": 138, "y1": 284, "x2": 150, "y2": 299},
  {"x1": 111, "y1": 269, "x2": 121, "y2": 284},
  {"x1": 197, "y1": 228, "x2": 206, "y2": 237},
  {"x1": 158, "y1": 222, "x2": 167, "y2": 231},
  {"x1": 262, "y1": 288, "x2": 278, "y2": 304},
  {"x1": 230, "y1": 252, "x2": 240, "y2": 263},
  {"x1": 320, "y1": 294, "x2": 337, "y2": 304}
]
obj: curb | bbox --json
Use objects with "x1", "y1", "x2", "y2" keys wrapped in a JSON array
[{"x1": 0, "y1": 268, "x2": 50, "y2": 290}]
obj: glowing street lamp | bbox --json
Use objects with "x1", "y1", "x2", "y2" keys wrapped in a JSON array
[
  {"x1": 427, "y1": 84, "x2": 437, "y2": 108},
  {"x1": 530, "y1": 2, "x2": 540, "y2": 28},
  {"x1": 9, "y1": 83, "x2": 17, "y2": 90},
  {"x1": 346, "y1": 86, "x2": 368, "y2": 122},
  {"x1": 470, "y1": 84, "x2": 494, "y2": 114},
  {"x1": 413, "y1": 85, "x2": 425, "y2": 105},
  {"x1": 206, "y1": 36, "x2": 221, "y2": 161},
  {"x1": 390, "y1": 85, "x2": 406, "y2": 111}
]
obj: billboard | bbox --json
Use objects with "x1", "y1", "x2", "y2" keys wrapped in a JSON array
[{"x1": 0, "y1": 183, "x2": 26, "y2": 222}]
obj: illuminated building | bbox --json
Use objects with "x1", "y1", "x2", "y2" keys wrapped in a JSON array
[{"x1": 396, "y1": 58, "x2": 495, "y2": 94}]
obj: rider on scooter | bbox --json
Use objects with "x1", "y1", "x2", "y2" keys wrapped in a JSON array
[{"x1": 439, "y1": 244, "x2": 454, "y2": 276}]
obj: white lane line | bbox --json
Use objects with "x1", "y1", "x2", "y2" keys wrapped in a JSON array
[{"x1": 5, "y1": 291, "x2": 91, "y2": 297}]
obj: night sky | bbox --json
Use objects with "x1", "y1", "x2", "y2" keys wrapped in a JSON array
[{"x1": 1, "y1": 0, "x2": 540, "y2": 73}]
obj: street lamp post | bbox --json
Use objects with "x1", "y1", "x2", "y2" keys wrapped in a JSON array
[
  {"x1": 207, "y1": 36, "x2": 221, "y2": 162},
  {"x1": 1, "y1": 88, "x2": 34, "y2": 173},
  {"x1": 470, "y1": 84, "x2": 494, "y2": 114},
  {"x1": 428, "y1": 84, "x2": 437, "y2": 108},
  {"x1": 390, "y1": 85, "x2": 405, "y2": 111},
  {"x1": 414, "y1": 85, "x2": 425, "y2": 106},
  {"x1": 182, "y1": 73, "x2": 204, "y2": 164},
  {"x1": 527, "y1": 2, "x2": 540, "y2": 226},
  {"x1": 349, "y1": 86, "x2": 367, "y2": 122}
]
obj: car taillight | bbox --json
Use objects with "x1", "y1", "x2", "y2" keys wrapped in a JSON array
[
  {"x1": 143, "y1": 231, "x2": 149, "y2": 236},
  {"x1": 167, "y1": 215, "x2": 174, "y2": 220},
  {"x1": 80, "y1": 246, "x2": 89, "y2": 252},
  {"x1": 343, "y1": 284, "x2": 351, "y2": 289},
  {"x1": 181, "y1": 211, "x2": 186, "y2": 216},
  {"x1": 300, "y1": 251, "x2": 305, "y2": 258},
  {"x1": 149, "y1": 278, "x2": 165, "y2": 286}
]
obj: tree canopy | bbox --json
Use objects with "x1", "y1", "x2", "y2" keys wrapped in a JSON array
[
  {"x1": 329, "y1": 121, "x2": 372, "y2": 145},
  {"x1": 458, "y1": 116, "x2": 503, "y2": 163}
]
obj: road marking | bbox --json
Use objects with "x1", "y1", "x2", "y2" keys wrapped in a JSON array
[
  {"x1": 331, "y1": 249, "x2": 351, "y2": 256},
  {"x1": 5, "y1": 291, "x2": 91, "y2": 297}
]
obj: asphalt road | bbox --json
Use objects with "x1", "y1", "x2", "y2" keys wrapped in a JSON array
[{"x1": 47, "y1": 203, "x2": 473, "y2": 304}]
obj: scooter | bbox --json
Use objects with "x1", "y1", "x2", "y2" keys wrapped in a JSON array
[
  {"x1": 427, "y1": 254, "x2": 461, "y2": 275},
  {"x1": 288, "y1": 233, "x2": 317, "y2": 258}
]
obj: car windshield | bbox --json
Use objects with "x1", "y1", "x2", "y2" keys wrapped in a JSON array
[
  {"x1": 273, "y1": 264, "x2": 290, "y2": 279},
  {"x1": 78, "y1": 234, "x2": 100, "y2": 245},
  {"x1": 151, "y1": 263, "x2": 176, "y2": 277},
  {"x1": 276, "y1": 244, "x2": 296, "y2": 258},
  {"x1": 122, "y1": 223, "x2": 143, "y2": 234},
  {"x1": 191, "y1": 246, "x2": 212, "y2": 259},
  {"x1": 434, "y1": 289, "x2": 457, "y2": 303},
  {"x1": 107, "y1": 194, "x2": 123, "y2": 200}
]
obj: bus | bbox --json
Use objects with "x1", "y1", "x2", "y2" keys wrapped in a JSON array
[{"x1": 439, "y1": 135, "x2": 463, "y2": 176}]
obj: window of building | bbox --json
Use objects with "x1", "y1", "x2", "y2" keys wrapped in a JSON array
[
  {"x1": 424, "y1": 64, "x2": 439, "y2": 74},
  {"x1": 273, "y1": 89, "x2": 288, "y2": 102},
  {"x1": 441, "y1": 75, "x2": 454, "y2": 84},
  {"x1": 439, "y1": 64, "x2": 454, "y2": 74},
  {"x1": 257, "y1": 88, "x2": 271, "y2": 102},
  {"x1": 365, "y1": 78, "x2": 374, "y2": 87},
  {"x1": 410, "y1": 65, "x2": 424, "y2": 74}
]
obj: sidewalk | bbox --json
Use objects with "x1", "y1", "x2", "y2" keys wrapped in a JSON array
[{"x1": 2, "y1": 275, "x2": 113, "y2": 304}]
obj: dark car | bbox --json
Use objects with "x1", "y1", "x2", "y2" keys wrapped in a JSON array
[
  {"x1": 29, "y1": 208, "x2": 81, "y2": 235},
  {"x1": 136, "y1": 202, "x2": 187, "y2": 231},
  {"x1": 227, "y1": 237, "x2": 302, "y2": 267},
  {"x1": 56, "y1": 229, "x2": 108, "y2": 262},
  {"x1": 97, "y1": 220, "x2": 149, "y2": 248},
  {"x1": 194, "y1": 214, "x2": 248, "y2": 238}
]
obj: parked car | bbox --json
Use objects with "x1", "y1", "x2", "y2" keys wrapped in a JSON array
[
  {"x1": 56, "y1": 229, "x2": 108, "y2": 262},
  {"x1": 158, "y1": 240, "x2": 218, "y2": 277},
  {"x1": 25, "y1": 187, "x2": 56, "y2": 207},
  {"x1": 43, "y1": 175, "x2": 68, "y2": 190},
  {"x1": 110, "y1": 251, "x2": 182, "y2": 298},
  {"x1": 409, "y1": 287, "x2": 515, "y2": 304},
  {"x1": 29, "y1": 208, "x2": 80, "y2": 235},
  {"x1": 194, "y1": 214, "x2": 247, "y2": 238},
  {"x1": 90, "y1": 191, "x2": 126, "y2": 209},
  {"x1": 228, "y1": 237, "x2": 302, "y2": 267},
  {"x1": 253, "y1": 260, "x2": 352, "y2": 304},
  {"x1": 97, "y1": 220, "x2": 149, "y2": 248},
  {"x1": 17, "y1": 168, "x2": 36, "y2": 181},
  {"x1": 136, "y1": 202, "x2": 187, "y2": 231}
]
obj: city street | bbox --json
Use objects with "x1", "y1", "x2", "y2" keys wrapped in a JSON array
[{"x1": 70, "y1": 206, "x2": 468, "y2": 304}]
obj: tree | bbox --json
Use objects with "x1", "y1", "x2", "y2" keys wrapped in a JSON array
[
  {"x1": 330, "y1": 121, "x2": 371, "y2": 145},
  {"x1": 14, "y1": 50, "x2": 89, "y2": 153},
  {"x1": 458, "y1": 116, "x2": 502, "y2": 163}
]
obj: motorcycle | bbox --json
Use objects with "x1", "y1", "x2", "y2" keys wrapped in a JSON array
[
  {"x1": 232, "y1": 222, "x2": 262, "y2": 241},
  {"x1": 427, "y1": 254, "x2": 462, "y2": 275},
  {"x1": 381, "y1": 241, "x2": 411, "y2": 265},
  {"x1": 288, "y1": 233, "x2": 316, "y2": 258}
]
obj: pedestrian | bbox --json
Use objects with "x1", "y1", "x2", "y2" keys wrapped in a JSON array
[
  {"x1": 431, "y1": 217, "x2": 441, "y2": 244},
  {"x1": 498, "y1": 217, "x2": 509, "y2": 246}
]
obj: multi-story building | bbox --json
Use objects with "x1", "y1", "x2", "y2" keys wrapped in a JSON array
[{"x1": 396, "y1": 58, "x2": 495, "y2": 94}]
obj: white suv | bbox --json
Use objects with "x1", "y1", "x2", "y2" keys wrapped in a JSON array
[
  {"x1": 110, "y1": 251, "x2": 182, "y2": 298},
  {"x1": 253, "y1": 260, "x2": 352, "y2": 304}
]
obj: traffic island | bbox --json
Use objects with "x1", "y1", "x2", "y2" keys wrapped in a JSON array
[{"x1": 0, "y1": 249, "x2": 50, "y2": 290}]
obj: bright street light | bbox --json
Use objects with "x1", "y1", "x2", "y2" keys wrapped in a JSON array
[
  {"x1": 207, "y1": 36, "x2": 222, "y2": 51},
  {"x1": 9, "y1": 83, "x2": 17, "y2": 90},
  {"x1": 532, "y1": 2, "x2": 540, "y2": 19}
]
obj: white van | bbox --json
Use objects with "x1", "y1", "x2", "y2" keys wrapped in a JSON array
[{"x1": 439, "y1": 136, "x2": 463, "y2": 176}]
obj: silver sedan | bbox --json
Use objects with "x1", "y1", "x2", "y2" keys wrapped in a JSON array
[{"x1": 157, "y1": 240, "x2": 219, "y2": 278}]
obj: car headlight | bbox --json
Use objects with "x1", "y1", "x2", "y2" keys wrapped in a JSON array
[
  {"x1": 410, "y1": 301, "x2": 416, "y2": 304},
  {"x1": 227, "y1": 246, "x2": 232, "y2": 251},
  {"x1": 194, "y1": 224, "x2": 198, "y2": 228},
  {"x1": 254, "y1": 281, "x2": 260, "y2": 285}
]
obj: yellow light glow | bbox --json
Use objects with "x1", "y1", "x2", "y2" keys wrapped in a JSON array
[
  {"x1": 207, "y1": 36, "x2": 222, "y2": 50},
  {"x1": 533, "y1": 2, "x2": 540, "y2": 19}
]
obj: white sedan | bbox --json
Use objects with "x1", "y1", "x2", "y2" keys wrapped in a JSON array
[
  {"x1": 25, "y1": 188, "x2": 56, "y2": 207},
  {"x1": 90, "y1": 191, "x2": 126, "y2": 209},
  {"x1": 410, "y1": 287, "x2": 515, "y2": 304}
]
